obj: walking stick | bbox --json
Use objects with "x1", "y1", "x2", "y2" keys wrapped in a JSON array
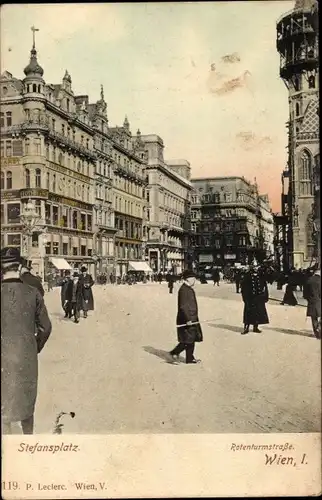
[{"x1": 177, "y1": 318, "x2": 222, "y2": 328}]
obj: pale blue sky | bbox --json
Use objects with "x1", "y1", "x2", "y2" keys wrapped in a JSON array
[{"x1": 1, "y1": 1, "x2": 294, "y2": 209}]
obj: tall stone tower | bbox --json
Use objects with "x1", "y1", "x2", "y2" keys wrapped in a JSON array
[{"x1": 276, "y1": 0, "x2": 319, "y2": 268}]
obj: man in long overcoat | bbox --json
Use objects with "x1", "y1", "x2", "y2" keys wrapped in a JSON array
[
  {"x1": 303, "y1": 268, "x2": 321, "y2": 339},
  {"x1": 169, "y1": 270, "x2": 203, "y2": 364},
  {"x1": 241, "y1": 265, "x2": 269, "y2": 334},
  {"x1": 1, "y1": 247, "x2": 52, "y2": 434},
  {"x1": 60, "y1": 270, "x2": 71, "y2": 317},
  {"x1": 65, "y1": 272, "x2": 85, "y2": 323},
  {"x1": 166, "y1": 271, "x2": 176, "y2": 294},
  {"x1": 80, "y1": 266, "x2": 95, "y2": 318}
]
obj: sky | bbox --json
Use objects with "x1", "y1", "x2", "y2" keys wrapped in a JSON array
[{"x1": 1, "y1": 1, "x2": 294, "y2": 211}]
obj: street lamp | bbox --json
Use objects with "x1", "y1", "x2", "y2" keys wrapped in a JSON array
[{"x1": 20, "y1": 199, "x2": 41, "y2": 258}]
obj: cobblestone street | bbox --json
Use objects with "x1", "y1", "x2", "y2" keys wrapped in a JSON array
[{"x1": 35, "y1": 282, "x2": 321, "y2": 434}]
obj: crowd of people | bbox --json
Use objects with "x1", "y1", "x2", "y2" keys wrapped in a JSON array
[{"x1": 1, "y1": 244, "x2": 320, "y2": 435}]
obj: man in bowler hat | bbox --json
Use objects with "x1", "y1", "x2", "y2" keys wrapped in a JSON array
[{"x1": 169, "y1": 270, "x2": 203, "y2": 364}]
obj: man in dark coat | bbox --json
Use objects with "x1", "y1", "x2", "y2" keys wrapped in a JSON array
[
  {"x1": 20, "y1": 263, "x2": 45, "y2": 297},
  {"x1": 80, "y1": 266, "x2": 94, "y2": 318},
  {"x1": 166, "y1": 271, "x2": 176, "y2": 294},
  {"x1": 1, "y1": 247, "x2": 52, "y2": 435},
  {"x1": 65, "y1": 272, "x2": 85, "y2": 323},
  {"x1": 60, "y1": 270, "x2": 71, "y2": 318},
  {"x1": 212, "y1": 268, "x2": 220, "y2": 286},
  {"x1": 303, "y1": 269, "x2": 321, "y2": 339},
  {"x1": 241, "y1": 265, "x2": 269, "y2": 334},
  {"x1": 169, "y1": 270, "x2": 203, "y2": 364}
]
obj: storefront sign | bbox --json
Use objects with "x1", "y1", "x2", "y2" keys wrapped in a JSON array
[
  {"x1": 224, "y1": 254, "x2": 236, "y2": 260},
  {"x1": 199, "y1": 254, "x2": 214, "y2": 263},
  {"x1": 49, "y1": 193, "x2": 92, "y2": 211},
  {"x1": 1, "y1": 190, "x2": 20, "y2": 200},
  {"x1": 20, "y1": 188, "x2": 49, "y2": 199},
  {"x1": 1, "y1": 157, "x2": 21, "y2": 166}
]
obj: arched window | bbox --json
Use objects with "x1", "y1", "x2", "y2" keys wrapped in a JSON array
[
  {"x1": 32, "y1": 83, "x2": 37, "y2": 93},
  {"x1": 35, "y1": 168, "x2": 41, "y2": 188},
  {"x1": 1, "y1": 172, "x2": 4, "y2": 190},
  {"x1": 299, "y1": 150, "x2": 312, "y2": 196},
  {"x1": 6, "y1": 171, "x2": 12, "y2": 189},
  {"x1": 296, "y1": 102, "x2": 300, "y2": 116},
  {"x1": 25, "y1": 168, "x2": 30, "y2": 187},
  {"x1": 38, "y1": 85, "x2": 41, "y2": 93}
]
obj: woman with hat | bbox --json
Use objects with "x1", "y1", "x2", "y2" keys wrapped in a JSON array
[
  {"x1": 1, "y1": 247, "x2": 52, "y2": 434},
  {"x1": 80, "y1": 266, "x2": 94, "y2": 318},
  {"x1": 169, "y1": 270, "x2": 203, "y2": 364}
]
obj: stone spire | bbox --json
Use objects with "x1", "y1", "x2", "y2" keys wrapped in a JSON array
[
  {"x1": 24, "y1": 26, "x2": 44, "y2": 78},
  {"x1": 123, "y1": 116, "x2": 130, "y2": 130},
  {"x1": 63, "y1": 70, "x2": 72, "y2": 83}
]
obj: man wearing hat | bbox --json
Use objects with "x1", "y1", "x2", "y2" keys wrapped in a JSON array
[
  {"x1": 80, "y1": 266, "x2": 94, "y2": 318},
  {"x1": 1, "y1": 247, "x2": 52, "y2": 434},
  {"x1": 64, "y1": 271, "x2": 85, "y2": 323},
  {"x1": 303, "y1": 267, "x2": 321, "y2": 339},
  {"x1": 60, "y1": 270, "x2": 71, "y2": 318},
  {"x1": 169, "y1": 270, "x2": 203, "y2": 364},
  {"x1": 241, "y1": 263, "x2": 269, "y2": 334},
  {"x1": 20, "y1": 261, "x2": 45, "y2": 297}
]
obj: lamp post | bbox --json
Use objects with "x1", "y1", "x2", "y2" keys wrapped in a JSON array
[{"x1": 20, "y1": 198, "x2": 46, "y2": 280}]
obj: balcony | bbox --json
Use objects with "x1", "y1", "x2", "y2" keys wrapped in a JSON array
[
  {"x1": 113, "y1": 161, "x2": 146, "y2": 184},
  {"x1": 47, "y1": 129, "x2": 96, "y2": 160}
]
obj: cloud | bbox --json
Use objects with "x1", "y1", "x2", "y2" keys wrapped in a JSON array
[{"x1": 236, "y1": 131, "x2": 273, "y2": 151}]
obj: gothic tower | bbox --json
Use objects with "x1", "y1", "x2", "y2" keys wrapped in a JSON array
[{"x1": 276, "y1": 0, "x2": 319, "y2": 268}]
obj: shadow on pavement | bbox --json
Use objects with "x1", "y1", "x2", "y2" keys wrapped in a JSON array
[
  {"x1": 265, "y1": 327, "x2": 316, "y2": 339},
  {"x1": 212, "y1": 323, "x2": 242, "y2": 334},
  {"x1": 143, "y1": 346, "x2": 183, "y2": 364}
]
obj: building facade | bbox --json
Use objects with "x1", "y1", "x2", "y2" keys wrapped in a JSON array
[
  {"x1": 190, "y1": 177, "x2": 274, "y2": 269},
  {"x1": 1, "y1": 41, "x2": 96, "y2": 275},
  {"x1": 141, "y1": 135, "x2": 192, "y2": 273},
  {"x1": 276, "y1": 0, "x2": 319, "y2": 268}
]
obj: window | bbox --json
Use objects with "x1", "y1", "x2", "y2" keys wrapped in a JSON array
[
  {"x1": 62, "y1": 243, "x2": 68, "y2": 255},
  {"x1": 1, "y1": 141, "x2": 4, "y2": 157},
  {"x1": 34, "y1": 138, "x2": 41, "y2": 155},
  {"x1": 32, "y1": 83, "x2": 37, "y2": 93},
  {"x1": 53, "y1": 174, "x2": 56, "y2": 192},
  {"x1": 25, "y1": 169, "x2": 30, "y2": 188},
  {"x1": 308, "y1": 75, "x2": 315, "y2": 89},
  {"x1": 6, "y1": 112, "x2": 12, "y2": 127},
  {"x1": 1, "y1": 172, "x2": 4, "y2": 190},
  {"x1": 52, "y1": 242, "x2": 59, "y2": 255},
  {"x1": 45, "y1": 242, "x2": 51, "y2": 255},
  {"x1": 62, "y1": 124, "x2": 65, "y2": 135},
  {"x1": 35, "y1": 168, "x2": 41, "y2": 188},
  {"x1": 81, "y1": 213, "x2": 86, "y2": 230},
  {"x1": 1, "y1": 204, "x2": 4, "y2": 224},
  {"x1": 87, "y1": 214, "x2": 92, "y2": 231},
  {"x1": 73, "y1": 246, "x2": 78, "y2": 256},
  {"x1": 72, "y1": 211, "x2": 78, "y2": 229},
  {"x1": 296, "y1": 102, "x2": 300, "y2": 116},
  {"x1": 45, "y1": 203, "x2": 51, "y2": 224},
  {"x1": 299, "y1": 150, "x2": 313, "y2": 195},
  {"x1": 13, "y1": 139, "x2": 23, "y2": 156},
  {"x1": 52, "y1": 118, "x2": 55, "y2": 130},
  {"x1": 46, "y1": 172, "x2": 50, "y2": 189},
  {"x1": 6, "y1": 140, "x2": 12, "y2": 157},
  {"x1": 52, "y1": 206, "x2": 59, "y2": 225},
  {"x1": 59, "y1": 152, "x2": 64, "y2": 165},
  {"x1": 7, "y1": 234, "x2": 21, "y2": 248},
  {"x1": 7, "y1": 203, "x2": 20, "y2": 223},
  {"x1": 6, "y1": 171, "x2": 12, "y2": 189},
  {"x1": 81, "y1": 245, "x2": 86, "y2": 256},
  {"x1": 35, "y1": 200, "x2": 41, "y2": 216},
  {"x1": 0, "y1": 112, "x2": 4, "y2": 127},
  {"x1": 66, "y1": 99, "x2": 70, "y2": 112}
]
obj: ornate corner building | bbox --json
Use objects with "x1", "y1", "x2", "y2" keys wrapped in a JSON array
[{"x1": 276, "y1": 0, "x2": 320, "y2": 268}]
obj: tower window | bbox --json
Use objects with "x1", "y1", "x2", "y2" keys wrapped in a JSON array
[
  {"x1": 6, "y1": 112, "x2": 12, "y2": 126},
  {"x1": 6, "y1": 171, "x2": 12, "y2": 189},
  {"x1": 33, "y1": 84, "x2": 37, "y2": 93},
  {"x1": 299, "y1": 150, "x2": 312, "y2": 196},
  {"x1": 38, "y1": 85, "x2": 41, "y2": 93},
  {"x1": 308, "y1": 75, "x2": 315, "y2": 89},
  {"x1": 35, "y1": 168, "x2": 41, "y2": 188},
  {"x1": 296, "y1": 102, "x2": 300, "y2": 116},
  {"x1": 25, "y1": 169, "x2": 30, "y2": 188}
]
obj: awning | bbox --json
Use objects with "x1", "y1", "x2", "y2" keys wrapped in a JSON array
[
  {"x1": 50, "y1": 257, "x2": 72, "y2": 270},
  {"x1": 128, "y1": 261, "x2": 153, "y2": 273}
]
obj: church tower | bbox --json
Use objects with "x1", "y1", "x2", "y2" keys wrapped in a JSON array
[{"x1": 276, "y1": 0, "x2": 319, "y2": 268}]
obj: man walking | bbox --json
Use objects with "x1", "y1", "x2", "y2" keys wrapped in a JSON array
[
  {"x1": 167, "y1": 271, "x2": 176, "y2": 294},
  {"x1": 303, "y1": 268, "x2": 321, "y2": 339},
  {"x1": 1, "y1": 247, "x2": 52, "y2": 435},
  {"x1": 212, "y1": 268, "x2": 220, "y2": 286},
  {"x1": 60, "y1": 270, "x2": 71, "y2": 318},
  {"x1": 241, "y1": 264, "x2": 269, "y2": 334},
  {"x1": 80, "y1": 266, "x2": 94, "y2": 318},
  {"x1": 65, "y1": 272, "x2": 85, "y2": 323},
  {"x1": 169, "y1": 270, "x2": 203, "y2": 364}
]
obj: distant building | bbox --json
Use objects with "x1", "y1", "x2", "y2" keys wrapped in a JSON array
[
  {"x1": 190, "y1": 176, "x2": 274, "y2": 268},
  {"x1": 276, "y1": 0, "x2": 319, "y2": 268},
  {"x1": 141, "y1": 135, "x2": 192, "y2": 273}
]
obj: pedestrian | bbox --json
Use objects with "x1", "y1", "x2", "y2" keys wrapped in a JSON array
[
  {"x1": 47, "y1": 272, "x2": 54, "y2": 292},
  {"x1": 158, "y1": 272, "x2": 163, "y2": 284},
  {"x1": 80, "y1": 266, "x2": 94, "y2": 318},
  {"x1": 64, "y1": 272, "x2": 85, "y2": 323},
  {"x1": 281, "y1": 269, "x2": 298, "y2": 306},
  {"x1": 234, "y1": 269, "x2": 244, "y2": 293},
  {"x1": 303, "y1": 268, "x2": 321, "y2": 339},
  {"x1": 169, "y1": 270, "x2": 203, "y2": 364},
  {"x1": 167, "y1": 271, "x2": 176, "y2": 294},
  {"x1": 20, "y1": 262, "x2": 45, "y2": 297},
  {"x1": 212, "y1": 268, "x2": 220, "y2": 286},
  {"x1": 60, "y1": 270, "x2": 71, "y2": 318},
  {"x1": 241, "y1": 264, "x2": 269, "y2": 334},
  {"x1": 1, "y1": 247, "x2": 52, "y2": 435}
]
